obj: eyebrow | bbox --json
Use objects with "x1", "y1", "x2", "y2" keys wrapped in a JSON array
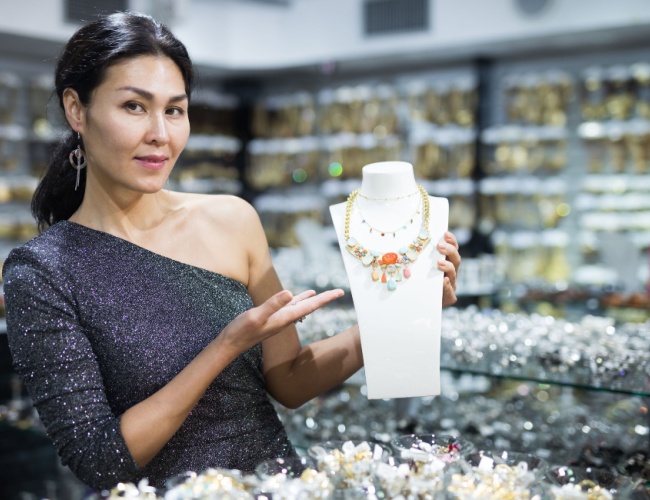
[{"x1": 116, "y1": 86, "x2": 188, "y2": 103}]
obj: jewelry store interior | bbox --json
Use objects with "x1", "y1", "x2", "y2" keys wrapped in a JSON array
[{"x1": 1, "y1": 0, "x2": 650, "y2": 498}]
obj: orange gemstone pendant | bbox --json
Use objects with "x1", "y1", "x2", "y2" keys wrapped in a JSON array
[{"x1": 382, "y1": 252, "x2": 398, "y2": 265}]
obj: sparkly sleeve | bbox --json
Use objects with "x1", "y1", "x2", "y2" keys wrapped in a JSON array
[{"x1": 2, "y1": 246, "x2": 140, "y2": 490}]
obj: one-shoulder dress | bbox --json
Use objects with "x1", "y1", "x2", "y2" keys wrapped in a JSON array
[{"x1": 2, "y1": 221, "x2": 296, "y2": 490}]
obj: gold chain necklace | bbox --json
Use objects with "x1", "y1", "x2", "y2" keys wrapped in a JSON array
[
  {"x1": 357, "y1": 190, "x2": 419, "y2": 200},
  {"x1": 356, "y1": 196, "x2": 422, "y2": 237},
  {"x1": 344, "y1": 184, "x2": 431, "y2": 291}
]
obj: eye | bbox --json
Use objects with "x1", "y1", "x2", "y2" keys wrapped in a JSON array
[
  {"x1": 166, "y1": 107, "x2": 186, "y2": 116},
  {"x1": 125, "y1": 101, "x2": 144, "y2": 112}
]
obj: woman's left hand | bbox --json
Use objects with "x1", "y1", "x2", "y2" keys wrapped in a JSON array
[{"x1": 436, "y1": 231, "x2": 461, "y2": 307}]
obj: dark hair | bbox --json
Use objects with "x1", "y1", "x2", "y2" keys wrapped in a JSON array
[{"x1": 32, "y1": 11, "x2": 195, "y2": 231}]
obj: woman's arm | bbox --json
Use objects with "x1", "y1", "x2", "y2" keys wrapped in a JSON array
[
  {"x1": 264, "y1": 324, "x2": 363, "y2": 409},
  {"x1": 4, "y1": 243, "x2": 341, "y2": 486},
  {"x1": 4, "y1": 249, "x2": 140, "y2": 489},
  {"x1": 119, "y1": 286, "x2": 343, "y2": 464}
]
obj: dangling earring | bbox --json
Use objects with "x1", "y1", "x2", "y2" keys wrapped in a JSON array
[{"x1": 69, "y1": 132, "x2": 87, "y2": 191}]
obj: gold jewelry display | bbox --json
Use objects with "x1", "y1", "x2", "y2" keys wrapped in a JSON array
[{"x1": 344, "y1": 184, "x2": 431, "y2": 291}]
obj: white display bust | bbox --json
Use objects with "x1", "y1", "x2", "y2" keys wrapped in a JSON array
[{"x1": 330, "y1": 161, "x2": 448, "y2": 399}]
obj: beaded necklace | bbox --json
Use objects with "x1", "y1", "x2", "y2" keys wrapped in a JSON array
[{"x1": 344, "y1": 184, "x2": 431, "y2": 291}]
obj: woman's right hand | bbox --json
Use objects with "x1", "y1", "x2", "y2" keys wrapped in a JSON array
[{"x1": 217, "y1": 288, "x2": 344, "y2": 356}]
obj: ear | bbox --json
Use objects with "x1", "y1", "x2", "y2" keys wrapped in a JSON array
[{"x1": 62, "y1": 88, "x2": 86, "y2": 133}]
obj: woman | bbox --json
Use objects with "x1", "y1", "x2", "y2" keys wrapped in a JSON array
[{"x1": 2, "y1": 12, "x2": 461, "y2": 491}]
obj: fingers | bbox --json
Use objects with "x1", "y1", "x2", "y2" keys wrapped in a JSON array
[
  {"x1": 437, "y1": 233, "x2": 459, "y2": 284},
  {"x1": 437, "y1": 259, "x2": 457, "y2": 291},
  {"x1": 288, "y1": 289, "x2": 344, "y2": 321},
  {"x1": 221, "y1": 288, "x2": 345, "y2": 356},
  {"x1": 444, "y1": 230, "x2": 459, "y2": 247},
  {"x1": 442, "y1": 276, "x2": 458, "y2": 307},
  {"x1": 437, "y1": 231, "x2": 460, "y2": 308},
  {"x1": 437, "y1": 231, "x2": 461, "y2": 270},
  {"x1": 290, "y1": 290, "x2": 317, "y2": 304},
  {"x1": 253, "y1": 290, "x2": 294, "y2": 324},
  {"x1": 444, "y1": 231, "x2": 459, "y2": 251},
  {"x1": 283, "y1": 289, "x2": 318, "y2": 325},
  {"x1": 260, "y1": 289, "x2": 344, "y2": 328}
]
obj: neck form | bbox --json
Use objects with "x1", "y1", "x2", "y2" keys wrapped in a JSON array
[{"x1": 358, "y1": 161, "x2": 417, "y2": 200}]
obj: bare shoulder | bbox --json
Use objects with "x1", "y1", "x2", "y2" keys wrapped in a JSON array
[
  {"x1": 162, "y1": 191, "x2": 265, "y2": 286},
  {"x1": 169, "y1": 191, "x2": 260, "y2": 230}
]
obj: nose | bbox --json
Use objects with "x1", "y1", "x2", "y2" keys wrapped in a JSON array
[{"x1": 145, "y1": 112, "x2": 170, "y2": 145}]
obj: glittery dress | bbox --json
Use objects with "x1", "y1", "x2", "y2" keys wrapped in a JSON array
[{"x1": 2, "y1": 221, "x2": 296, "y2": 490}]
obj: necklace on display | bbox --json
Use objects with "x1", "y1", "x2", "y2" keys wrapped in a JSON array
[
  {"x1": 357, "y1": 189, "x2": 420, "y2": 201},
  {"x1": 344, "y1": 184, "x2": 431, "y2": 291},
  {"x1": 356, "y1": 194, "x2": 421, "y2": 237}
]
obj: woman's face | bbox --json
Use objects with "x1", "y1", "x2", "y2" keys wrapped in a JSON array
[{"x1": 81, "y1": 55, "x2": 190, "y2": 195}]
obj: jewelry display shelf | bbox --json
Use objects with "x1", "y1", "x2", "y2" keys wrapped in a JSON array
[
  {"x1": 271, "y1": 306, "x2": 650, "y2": 490},
  {"x1": 4, "y1": 304, "x2": 646, "y2": 396},
  {"x1": 439, "y1": 307, "x2": 650, "y2": 399},
  {"x1": 283, "y1": 284, "x2": 650, "y2": 395},
  {"x1": 438, "y1": 366, "x2": 650, "y2": 398}
]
